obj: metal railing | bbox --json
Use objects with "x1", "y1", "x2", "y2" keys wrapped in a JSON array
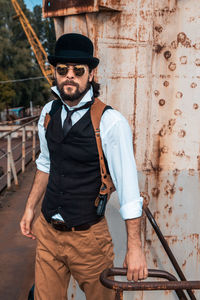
[
  {"x1": 100, "y1": 204, "x2": 200, "y2": 299},
  {"x1": 0, "y1": 116, "x2": 40, "y2": 191},
  {"x1": 100, "y1": 268, "x2": 200, "y2": 300}
]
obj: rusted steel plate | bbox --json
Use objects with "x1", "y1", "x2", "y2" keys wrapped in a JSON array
[
  {"x1": 43, "y1": 0, "x2": 99, "y2": 18},
  {"x1": 45, "y1": 0, "x2": 200, "y2": 299}
]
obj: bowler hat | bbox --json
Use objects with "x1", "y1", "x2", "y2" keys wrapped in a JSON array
[{"x1": 48, "y1": 33, "x2": 99, "y2": 69}]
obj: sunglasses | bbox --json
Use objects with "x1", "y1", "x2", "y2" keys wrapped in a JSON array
[{"x1": 56, "y1": 64, "x2": 87, "y2": 77}]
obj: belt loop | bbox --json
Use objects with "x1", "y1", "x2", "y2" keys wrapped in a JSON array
[{"x1": 72, "y1": 227, "x2": 75, "y2": 232}]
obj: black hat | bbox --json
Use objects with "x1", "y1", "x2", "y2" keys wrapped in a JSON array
[{"x1": 48, "y1": 33, "x2": 99, "y2": 69}]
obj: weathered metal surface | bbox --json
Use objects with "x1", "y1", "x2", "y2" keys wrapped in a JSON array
[
  {"x1": 43, "y1": 0, "x2": 121, "y2": 18},
  {"x1": 45, "y1": 0, "x2": 200, "y2": 299}
]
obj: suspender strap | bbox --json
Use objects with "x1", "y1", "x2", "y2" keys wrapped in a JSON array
[{"x1": 90, "y1": 98, "x2": 115, "y2": 206}]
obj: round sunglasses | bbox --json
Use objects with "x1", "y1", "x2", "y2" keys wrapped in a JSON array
[{"x1": 56, "y1": 64, "x2": 87, "y2": 77}]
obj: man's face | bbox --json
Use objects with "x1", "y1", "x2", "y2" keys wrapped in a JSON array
[{"x1": 55, "y1": 63, "x2": 94, "y2": 102}]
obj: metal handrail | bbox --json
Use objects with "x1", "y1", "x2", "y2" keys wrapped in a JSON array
[
  {"x1": 0, "y1": 116, "x2": 39, "y2": 139},
  {"x1": 100, "y1": 268, "x2": 200, "y2": 300},
  {"x1": 0, "y1": 116, "x2": 40, "y2": 191}
]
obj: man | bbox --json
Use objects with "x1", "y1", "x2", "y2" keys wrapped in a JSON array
[{"x1": 20, "y1": 33, "x2": 148, "y2": 300}]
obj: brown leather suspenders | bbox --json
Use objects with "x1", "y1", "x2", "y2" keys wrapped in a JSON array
[{"x1": 90, "y1": 98, "x2": 115, "y2": 214}]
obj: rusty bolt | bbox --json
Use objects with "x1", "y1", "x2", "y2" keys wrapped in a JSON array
[
  {"x1": 178, "y1": 130, "x2": 186, "y2": 138},
  {"x1": 179, "y1": 187, "x2": 183, "y2": 191},
  {"x1": 180, "y1": 56, "x2": 187, "y2": 64},
  {"x1": 193, "y1": 103, "x2": 199, "y2": 109},
  {"x1": 174, "y1": 109, "x2": 182, "y2": 116},
  {"x1": 159, "y1": 99, "x2": 165, "y2": 106},
  {"x1": 154, "y1": 90, "x2": 160, "y2": 97},
  {"x1": 191, "y1": 82, "x2": 197, "y2": 88},
  {"x1": 176, "y1": 91, "x2": 183, "y2": 99},
  {"x1": 168, "y1": 62, "x2": 176, "y2": 71},
  {"x1": 163, "y1": 81, "x2": 169, "y2": 87},
  {"x1": 164, "y1": 51, "x2": 171, "y2": 60},
  {"x1": 177, "y1": 32, "x2": 187, "y2": 44}
]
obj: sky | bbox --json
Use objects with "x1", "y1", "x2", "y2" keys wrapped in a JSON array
[{"x1": 24, "y1": 0, "x2": 42, "y2": 10}]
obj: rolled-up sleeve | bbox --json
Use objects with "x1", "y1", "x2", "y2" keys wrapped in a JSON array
[
  {"x1": 36, "y1": 102, "x2": 53, "y2": 173},
  {"x1": 100, "y1": 110, "x2": 143, "y2": 220}
]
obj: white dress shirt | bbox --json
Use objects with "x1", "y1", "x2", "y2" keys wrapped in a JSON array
[{"x1": 36, "y1": 86, "x2": 143, "y2": 220}]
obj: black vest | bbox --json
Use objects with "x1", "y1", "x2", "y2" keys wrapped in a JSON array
[{"x1": 41, "y1": 105, "x2": 103, "y2": 227}]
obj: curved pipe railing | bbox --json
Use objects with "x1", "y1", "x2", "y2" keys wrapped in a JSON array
[{"x1": 100, "y1": 268, "x2": 200, "y2": 300}]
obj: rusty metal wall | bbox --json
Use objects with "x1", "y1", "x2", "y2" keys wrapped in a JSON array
[{"x1": 45, "y1": 0, "x2": 200, "y2": 299}]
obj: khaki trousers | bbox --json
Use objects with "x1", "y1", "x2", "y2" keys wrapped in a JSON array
[{"x1": 33, "y1": 213, "x2": 115, "y2": 300}]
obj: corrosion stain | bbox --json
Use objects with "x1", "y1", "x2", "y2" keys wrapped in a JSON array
[
  {"x1": 178, "y1": 130, "x2": 186, "y2": 138},
  {"x1": 159, "y1": 99, "x2": 165, "y2": 106},
  {"x1": 176, "y1": 91, "x2": 183, "y2": 99},
  {"x1": 195, "y1": 58, "x2": 200, "y2": 66},
  {"x1": 197, "y1": 155, "x2": 200, "y2": 171},
  {"x1": 171, "y1": 40, "x2": 178, "y2": 49},
  {"x1": 163, "y1": 81, "x2": 169, "y2": 87},
  {"x1": 164, "y1": 50, "x2": 171, "y2": 60},
  {"x1": 189, "y1": 169, "x2": 195, "y2": 176},
  {"x1": 168, "y1": 62, "x2": 176, "y2": 71},
  {"x1": 174, "y1": 109, "x2": 182, "y2": 116},
  {"x1": 168, "y1": 206, "x2": 172, "y2": 214},
  {"x1": 151, "y1": 187, "x2": 160, "y2": 197},
  {"x1": 155, "y1": 25, "x2": 163, "y2": 33},
  {"x1": 154, "y1": 44, "x2": 164, "y2": 54},
  {"x1": 154, "y1": 90, "x2": 160, "y2": 97},
  {"x1": 164, "y1": 180, "x2": 176, "y2": 198},
  {"x1": 182, "y1": 260, "x2": 186, "y2": 268},
  {"x1": 193, "y1": 103, "x2": 199, "y2": 110},
  {"x1": 193, "y1": 43, "x2": 200, "y2": 50},
  {"x1": 173, "y1": 168, "x2": 180, "y2": 177},
  {"x1": 180, "y1": 56, "x2": 187, "y2": 64},
  {"x1": 153, "y1": 258, "x2": 158, "y2": 267},
  {"x1": 159, "y1": 125, "x2": 167, "y2": 137},
  {"x1": 168, "y1": 119, "x2": 176, "y2": 132},
  {"x1": 191, "y1": 82, "x2": 197, "y2": 88}
]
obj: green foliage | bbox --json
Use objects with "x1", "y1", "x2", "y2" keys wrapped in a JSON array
[{"x1": 0, "y1": 0, "x2": 56, "y2": 111}]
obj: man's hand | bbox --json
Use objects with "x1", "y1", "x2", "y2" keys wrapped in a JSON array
[
  {"x1": 123, "y1": 246, "x2": 148, "y2": 281},
  {"x1": 124, "y1": 217, "x2": 148, "y2": 281},
  {"x1": 20, "y1": 207, "x2": 36, "y2": 239},
  {"x1": 20, "y1": 169, "x2": 49, "y2": 240}
]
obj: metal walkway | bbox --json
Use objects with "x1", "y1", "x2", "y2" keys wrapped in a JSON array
[{"x1": 0, "y1": 162, "x2": 36, "y2": 300}]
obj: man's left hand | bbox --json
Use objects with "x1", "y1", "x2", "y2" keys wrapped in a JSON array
[{"x1": 123, "y1": 246, "x2": 148, "y2": 281}]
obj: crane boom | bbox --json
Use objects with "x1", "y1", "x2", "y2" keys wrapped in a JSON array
[{"x1": 11, "y1": 0, "x2": 54, "y2": 85}]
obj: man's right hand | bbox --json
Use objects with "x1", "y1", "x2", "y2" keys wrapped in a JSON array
[{"x1": 20, "y1": 207, "x2": 36, "y2": 240}]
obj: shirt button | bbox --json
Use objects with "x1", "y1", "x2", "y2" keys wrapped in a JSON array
[
  {"x1": 58, "y1": 206, "x2": 62, "y2": 210},
  {"x1": 60, "y1": 191, "x2": 64, "y2": 195}
]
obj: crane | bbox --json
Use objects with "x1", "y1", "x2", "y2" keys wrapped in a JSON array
[{"x1": 11, "y1": 0, "x2": 54, "y2": 85}]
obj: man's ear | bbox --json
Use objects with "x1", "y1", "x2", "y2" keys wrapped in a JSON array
[{"x1": 89, "y1": 69, "x2": 94, "y2": 82}]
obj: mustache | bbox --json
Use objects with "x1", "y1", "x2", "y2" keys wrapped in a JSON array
[{"x1": 61, "y1": 80, "x2": 79, "y2": 88}]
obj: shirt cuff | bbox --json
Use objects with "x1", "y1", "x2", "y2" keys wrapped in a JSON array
[
  {"x1": 119, "y1": 197, "x2": 143, "y2": 220},
  {"x1": 36, "y1": 160, "x2": 50, "y2": 174}
]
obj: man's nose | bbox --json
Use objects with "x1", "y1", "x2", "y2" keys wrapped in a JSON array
[{"x1": 66, "y1": 68, "x2": 75, "y2": 79}]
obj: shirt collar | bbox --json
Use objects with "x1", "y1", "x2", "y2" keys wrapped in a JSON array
[{"x1": 51, "y1": 86, "x2": 94, "y2": 110}]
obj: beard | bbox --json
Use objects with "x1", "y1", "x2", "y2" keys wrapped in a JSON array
[{"x1": 55, "y1": 78, "x2": 91, "y2": 102}]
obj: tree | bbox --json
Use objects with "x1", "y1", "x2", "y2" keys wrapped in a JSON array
[{"x1": 0, "y1": 0, "x2": 56, "y2": 111}]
